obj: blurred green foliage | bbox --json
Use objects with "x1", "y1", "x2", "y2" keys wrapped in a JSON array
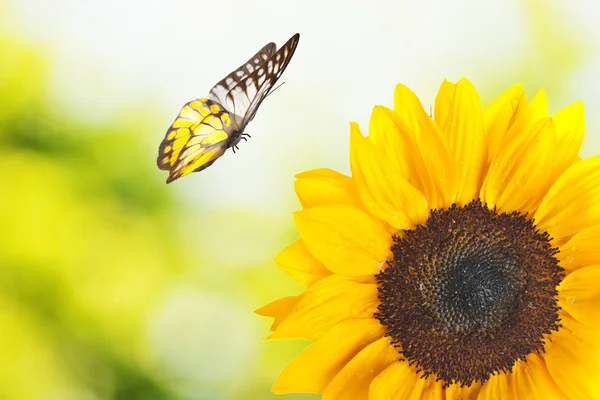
[{"x1": 0, "y1": 35, "x2": 181, "y2": 399}]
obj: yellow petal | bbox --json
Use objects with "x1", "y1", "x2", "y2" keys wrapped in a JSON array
[
  {"x1": 544, "y1": 315, "x2": 600, "y2": 399},
  {"x1": 484, "y1": 83, "x2": 525, "y2": 163},
  {"x1": 479, "y1": 369, "x2": 513, "y2": 400},
  {"x1": 393, "y1": 83, "x2": 457, "y2": 209},
  {"x1": 445, "y1": 382, "x2": 481, "y2": 400},
  {"x1": 526, "y1": 89, "x2": 549, "y2": 122},
  {"x1": 436, "y1": 78, "x2": 486, "y2": 205},
  {"x1": 273, "y1": 319, "x2": 384, "y2": 394},
  {"x1": 549, "y1": 101, "x2": 585, "y2": 180},
  {"x1": 512, "y1": 89, "x2": 548, "y2": 134},
  {"x1": 374, "y1": 372, "x2": 443, "y2": 400},
  {"x1": 275, "y1": 239, "x2": 331, "y2": 286},
  {"x1": 294, "y1": 168, "x2": 363, "y2": 210},
  {"x1": 350, "y1": 123, "x2": 429, "y2": 229},
  {"x1": 255, "y1": 295, "x2": 299, "y2": 332},
  {"x1": 415, "y1": 378, "x2": 444, "y2": 400},
  {"x1": 368, "y1": 106, "x2": 411, "y2": 179},
  {"x1": 488, "y1": 89, "x2": 548, "y2": 165},
  {"x1": 376, "y1": 106, "x2": 440, "y2": 208},
  {"x1": 535, "y1": 155, "x2": 600, "y2": 242},
  {"x1": 270, "y1": 274, "x2": 378, "y2": 340},
  {"x1": 393, "y1": 82, "x2": 434, "y2": 135},
  {"x1": 511, "y1": 355, "x2": 568, "y2": 400},
  {"x1": 558, "y1": 264, "x2": 600, "y2": 326},
  {"x1": 433, "y1": 79, "x2": 455, "y2": 128},
  {"x1": 480, "y1": 118, "x2": 556, "y2": 213},
  {"x1": 293, "y1": 204, "x2": 392, "y2": 276},
  {"x1": 479, "y1": 356, "x2": 567, "y2": 400},
  {"x1": 558, "y1": 225, "x2": 600, "y2": 273},
  {"x1": 369, "y1": 361, "x2": 420, "y2": 400},
  {"x1": 323, "y1": 337, "x2": 398, "y2": 400}
]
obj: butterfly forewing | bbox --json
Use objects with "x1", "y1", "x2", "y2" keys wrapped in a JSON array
[
  {"x1": 157, "y1": 98, "x2": 233, "y2": 183},
  {"x1": 208, "y1": 42, "x2": 276, "y2": 106},
  {"x1": 225, "y1": 33, "x2": 300, "y2": 129}
]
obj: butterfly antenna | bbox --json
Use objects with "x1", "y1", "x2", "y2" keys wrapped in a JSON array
[{"x1": 266, "y1": 82, "x2": 286, "y2": 99}]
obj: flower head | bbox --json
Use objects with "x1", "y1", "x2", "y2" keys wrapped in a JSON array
[{"x1": 258, "y1": 78, "x2": 600, "y2": 399}]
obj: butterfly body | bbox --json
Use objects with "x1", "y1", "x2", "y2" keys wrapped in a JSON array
[{"x1": 157, "y1": 33, "x2": 300, "y2": 183}]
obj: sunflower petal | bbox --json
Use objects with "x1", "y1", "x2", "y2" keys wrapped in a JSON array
[
  {"x1": 369, "y1": 361, "x2": 420, "y2": 400},
  {"x1": 535, "y1": 155, "x2": 600, "y2": 242},
  {"x1": 293, "y1": 204, "x2": 392, "y2": 276},
  {"x1": 481, "y1": 118, "x2": 556, "y2": 212},
  {"x1": 375, "y1": 106, "x2": 440, "y2": 208},
  {"x1": 525, "y1": 89, "x2": 549, "y2": 122},
  {"x1": 491, "y1": 89, "x2": 548, "y2": 163},
  {"x1": 436, "y1": 78, "x2": 486, "y2": 205},
  {"x1": 275, "y1": 239, "x2": 331, "y2": 286},
  {"x1": 549, "y1": 101, "x2": 585, "y2": 179},
  {"x1": 434, "y1": 79, "x2": 455, "y2": 128},
  {"x1": 558, "y1": 225, "x2": 600, "y2": 273},
  {"x1": 511, "y1": 89, "x2": 548, "y2": 134},
  {"x1": 255, "y1": 295, "x2": 299, "y2": 332},
  {"x1": 393, "y1": 83, "x2": 457, "y2": 208},
  {"x1": 323, "y1": 337, "x2": 398, "y2": 400},
  {"x1": 368, "y1": 106, "x2": 411, "y2": 179},
  {"x1": 544, "y1": 315, "x2": 600, "y2": 399},
  {"x1": 484, "y1": 83, "x2": 525, "y2": 163},
  {"x1": 350, "y1": 123, "x2": 429, "y2": 229},
  {"x1": 272, "y1": 319, "x2": 384, "y2": 394},
  {"x1": 445, "y1": 382, "x2": 482, "y2": 400},
  {"x1": 393, "y1": 82, "x2": 434, "y2": 134},
  {"x1": 294, "y1": 168, "x2": 363, "y2": 210},
  {"x1": 479, "y1": 369, "x2": 513, "y2": 400},
  {"x1": 270, "y1": 275, "x2": 378, "y2": 340},
  {"x1": 415, "y1": 377, "x2": 444, "y2": 400},
  {"x1": 558, "y1": 264, "x2": 600, "y2": 326},
  {"x1": 511, "y1": 355, "x2": 568, "y2": 400}
]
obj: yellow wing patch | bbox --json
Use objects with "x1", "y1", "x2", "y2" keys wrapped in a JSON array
[{"x1": 157, "y1": 99, "x2": 233, "y2": 183}]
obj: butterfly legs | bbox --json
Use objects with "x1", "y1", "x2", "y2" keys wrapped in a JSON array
[{"x1": 232, "y1": 133, "x2": 252, "y2": 153}]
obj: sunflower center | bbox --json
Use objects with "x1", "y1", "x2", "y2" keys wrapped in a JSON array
[{"x1": 375, "y1": 200, "x2": 563, "y2": 387}]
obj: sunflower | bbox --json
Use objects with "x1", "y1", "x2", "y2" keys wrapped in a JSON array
[{"x1": 257, "y1": 78, "x2": 600, "y2": 399}]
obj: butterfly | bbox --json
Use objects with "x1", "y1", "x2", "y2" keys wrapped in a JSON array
[{"x1": 157, "y1": 33, "x2": 300, "y2": 183}]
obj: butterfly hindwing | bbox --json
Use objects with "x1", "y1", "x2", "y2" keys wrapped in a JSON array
[
  {"x1": 157, "y1": 98, "x2": 233, "y2": 183},
  {"x1": 208, "y1": 42, "x2": 276, "y2": 107}
]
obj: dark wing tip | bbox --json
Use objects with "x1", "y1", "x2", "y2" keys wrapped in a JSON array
[
  {"x1": 264, "y1": 42, "x2": 277, "y2": 56},
  {"x1": 165, "y1": 174, "x2": 178, "y2": 184},
  {"x1": 157, "y1": 156, "x2": 170, "y2": 171},
  {"x1": 285, "y1": 33, "x2": 300, "y2": 51},
  {"x1": 156, "y1": 153, "x2": 171, "y2": 171}
]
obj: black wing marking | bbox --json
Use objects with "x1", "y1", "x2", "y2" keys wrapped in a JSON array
[
  {"x1": 224, "y1": 33, "x2": 300, "y2": 130},
  {"x1": 208, "y1": 42, "x2": 276, "y2": 106}
]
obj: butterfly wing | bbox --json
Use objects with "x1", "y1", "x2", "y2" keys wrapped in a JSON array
[
  {"x1": 222, "y1": 33, "x2": 300, "y2": 131},
  {"x1": 157, "y1": 98, "x2": 234, "y2": 183},
  {"x1": 208, "y1": 42, "x2": 276, "y2": 106}
]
